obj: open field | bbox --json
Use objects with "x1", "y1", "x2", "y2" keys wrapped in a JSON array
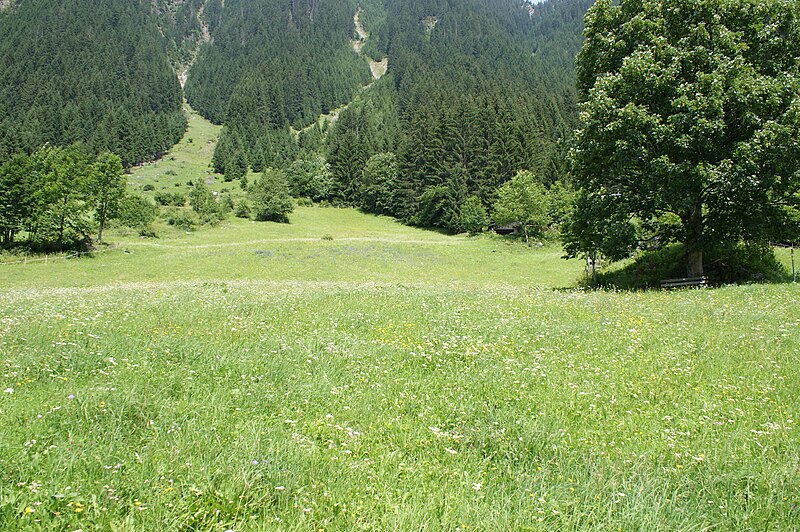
[{"x1": 1, "y1": 206, "x2": 799, "y2": 530}]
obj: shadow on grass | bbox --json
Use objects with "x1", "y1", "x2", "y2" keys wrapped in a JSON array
[{"x1": 580, "y1": 244, "x2": 791, "y2": 291}]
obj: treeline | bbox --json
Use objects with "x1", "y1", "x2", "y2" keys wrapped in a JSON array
[
  {"x1": 0, "y1": 0, "x2": 186, "y2": 167},
  {"x1": 0, "y1": 145, "x2": 146, "y2": 250}
]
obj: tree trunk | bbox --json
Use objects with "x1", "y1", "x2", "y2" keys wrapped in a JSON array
[
  {"x1": 684, "y1": 208, "x2": 705, "y2": 278},
  {"x1": 687, "y1": 248, "x2": 704, "y2": 278}
]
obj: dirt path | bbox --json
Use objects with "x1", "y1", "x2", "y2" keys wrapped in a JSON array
[{"x1": 126, "y1": 236, "x2": 464, "y2": 250}]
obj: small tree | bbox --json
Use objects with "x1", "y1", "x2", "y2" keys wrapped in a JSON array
[
  {"x1": 224, "y1": 150, "x2": 248, "y2": 183},
  {"x1": 189, "y1": 180, "x2": 223, "y2": 225},
  {"x1": 249, "y1": 169, "x2": 294, "y2": 223},
  {"x1": 492, "y1": 170, "x2": 549, "y2": 244},
  {"x1": 285, "y1": 156, "x2": 334, "y2": 202},
  {"x1": 90, "y1": 151, "x2": 125, "y2": 243},
  {"x1": 460, "y1": 195, "x2": 487, "y2": 236},
  {"x1": 356, "y1": 153, "x2": 400, "y2": 215}
]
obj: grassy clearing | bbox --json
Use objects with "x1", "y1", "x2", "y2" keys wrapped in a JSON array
[
  {"x1": 127, "y1": 104, "x2": 250, "y2": 199},
  {"x1": 0, "y1": 208, "x2": 581, "y2": 290}
]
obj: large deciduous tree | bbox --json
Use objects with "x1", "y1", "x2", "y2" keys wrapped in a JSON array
[
  {"x1": 566, "y1": 0, "x2": 800, "y2": 277},
  {"x1": 32, "y1": 145, "x2": 93, "y2": 249}
]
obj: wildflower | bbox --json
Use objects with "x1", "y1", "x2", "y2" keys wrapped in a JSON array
[
  {"x1": 23, "y1": 507, "x2": 35, "y2": 515},
  {"x1": 472, "y1": 483, "x2": 482, "y2": 491},
  {"x1": 3, "y1": 388, "x2": 12, "y2": 394},
  {"x1": 67, "y1": 394, "x2": 75, "y2": 400}
]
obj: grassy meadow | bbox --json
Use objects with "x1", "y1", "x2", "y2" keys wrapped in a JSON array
[
  {"x1": 1, "y1": 110, "x2": 799, "y2": 530},
  {"x1": 2, "y1": 208, "x2": 798, "y2": 530}
]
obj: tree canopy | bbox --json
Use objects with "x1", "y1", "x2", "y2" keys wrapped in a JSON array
[{"x1": 566, "y1": 0, "x2": 800, "y2": 277}]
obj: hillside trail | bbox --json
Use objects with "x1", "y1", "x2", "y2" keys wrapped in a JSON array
[{"x1": 126, "y1": 236, "x2": 464, "y2": 251}]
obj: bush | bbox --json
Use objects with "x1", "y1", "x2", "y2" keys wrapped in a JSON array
[
  {"x1": 460, "y1": 195, "x2": 487, "y2": 236},
  {"x1": 154, "y1": 191, "x2": 186, "y2": 207},
  {"x1": 219, "y1": 193, "x2": 235, "y2": 215},
  {"x1": 117, "y1": 193, "x2": 158, "y2": 233},
  {"x1": 165, "y1": 209, "x2": 197, "y2": 231},
  {"x1": 234, "y1": 199, "x2": 251, "y2": 219},
  {"x1": 143, "y1": 184, "x2": 155, "y2": 191}
]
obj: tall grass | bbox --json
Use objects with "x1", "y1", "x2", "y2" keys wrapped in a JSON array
[{"x1": 1, "y1": 207, "x2": 798, "y2": 529}]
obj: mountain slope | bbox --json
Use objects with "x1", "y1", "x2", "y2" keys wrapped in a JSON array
[
  {"x1": 0, "y1": 0, "x2": 186, "y2": 166},
  {"x1": 182, "y1": 0, "x2": 593, "y2": 232}
]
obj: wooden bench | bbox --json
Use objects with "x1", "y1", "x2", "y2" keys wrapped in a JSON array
[{"x1": 660, "y1": 276, "x2": 708, "y2": 289}]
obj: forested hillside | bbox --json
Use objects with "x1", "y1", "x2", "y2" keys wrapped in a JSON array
[
  {"x1": 0, "y1": 0, "x2": 593, "y2": 237},
  {"x1": 0, "y1": 0, "x2": 186, "y2": 167},
  {"x1": 184, "y1": 0, "x2": 373, "y2": 174},
  {"x1": 322, "y1": 0, "x2": 593, "y2": 229},
  {"x1": 185, "y1": 0, "x2": 593, "y2": 231}
]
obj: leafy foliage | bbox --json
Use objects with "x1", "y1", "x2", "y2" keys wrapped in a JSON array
[
  {"x1": 459, "y1": 195, "x2": 488, "y2": 236},
  {"x1": 116, "y1": 193, "x2": 159, "y2": 235},
  {"x1": 0, "y1": 145, "x2": 128, "y2": 250},
  {"x1": 567, "y1": 0, "x2": 800, "y2": 276},
  {"x1": 248, "y1": 169, "x2": 294, "y2": 223},
  {"x1": 493, "y1": 170, "x2": 550, "y2": 243},
  {"x1": 355, "y1": 152, "x2": 401, "y2": 216}
]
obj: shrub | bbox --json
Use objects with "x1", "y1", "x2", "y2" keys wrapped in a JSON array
[
  {"x1": 235, "y1": 199, "x2": 251, "y2": 219},
  {"x1": 165, "y1": 209, "x2": 197, "y2": 231},
  {"x1": 117, "y1": 193, "x2": 158, "y2": 233},
  {"x1": 154, "y1": 191, "x2": 186, "y2": 207},
  {"x1": 460, "y1": 195, "x2": 487, "y2": 236}
]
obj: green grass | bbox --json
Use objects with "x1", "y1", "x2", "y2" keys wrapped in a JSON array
[
  {"x1": 127, "y1": 104, "x2": 250, "y2": 200},
  {"x1": 1, "y1": 208, "x2": 798, "y2": 530},
  {"x1": 0, "y1": 208, "x2": 583, "y2": 290}
]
